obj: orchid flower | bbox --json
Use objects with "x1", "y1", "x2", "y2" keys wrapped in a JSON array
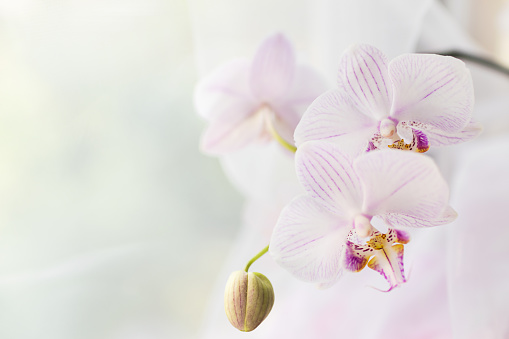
[
  {"x1": 195, "y1": 33, "x2": 327, "y2": 155},
  {"x1": 294, "y1": 44, "x2": 481, "y2": 155},
  {"x1": 269, "y1": 140, "x2": 456, "y2": 290}
]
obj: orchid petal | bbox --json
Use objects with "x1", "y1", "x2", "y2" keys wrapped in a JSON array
[
  {"x1": 295, "y1": 141, "x2": 363, "y2": 216},
  {"x1": 344, "y1": 239, "x2": 373, "y2": 272},
  {"x1": 250, "y1": 33, "x2": 296, "y2": 102},
  {"x1": 380, "y1": 205, "x2": 457, "y2": 229},
  {"x1": 195, "y1": 58, "x2": 257, "y2": 121},
  {"x1": 389, "y1": 54, "x2": 474, "y2": 132},
  {"x1": 394, "y1": 229, "x2": 411, "y2": 244},
  {"x1": 269, "y1": 195, "x2": 350, "y2": 286},
  {"x1": 294, "y1": 90, "x2": 379, "y2": 153},
  {"x1": 272, "y1": 65, "x2": 329, "y2": 139},
  {"x1": 397, "y1": 120, "x2": 482, "y2": 148},
  {"x1": 200, "y1": 110, "x2": 266, "y2": 154},
  {"x1": 355, "y1": 150, "x2": 449, "y2": 220},
  {"x1": 337, "y1": 44, "x2": 393, "y2": 120}
]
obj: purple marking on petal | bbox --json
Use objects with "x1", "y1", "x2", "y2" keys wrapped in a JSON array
[
  {"x1": 366, "y1": 141, "x2": 376, "y2": 152},
  {"x1": 358, "y1": 59, "x2": 374, "y2": 97},
  {"x1": 362, "y1": 58, "x2": 380, "y2": 94},
  {"x1": 366, "y1": 51, "x2": 389, "y2": 98},
  {"x1": 314, "y1": 150, "x2": 350, "y2": 193},
  {"x1": 384, "y1": 171, "x2": 423, "y2": 201},
  {"x1": 316, "y1": 152, "x2": 346, "y2": 197},
  {"x1": 344, "y1": 241, "x2": 371, "y2": 272},
  {"x1": 319, "y1": 147, "x2": 358, "y2": 191},
  {"x1": 385, "y1": 228, "x2": 396, "y2": 243},
  {"x1": 413, "y1": 129, "x2": 429, "y2": 152},
  {"x1": 316, "y1": 133, "x2": 348, "y2": 140},
  {"x1": 345, "y1": 57, "x2": 369, "y2": 104},
  {"x1": 420, "y1": 76, "x2": 455, "y2": 101},
  {"x1": 301, "y1": 161, "x2": 334, "y2": 203},
  {"x1": 395, "y1": 231, "x2": 411, "y2": 246},
  {"x1": 307, "y1": 160, "x2": 335, "y2": 198},
  {"x1": 279, "y1": 235, "x2": 326, "y2": 253}
]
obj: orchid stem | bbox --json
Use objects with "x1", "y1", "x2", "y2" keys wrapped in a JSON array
[
  {"x1": 265, "y1": 115, "x2": 297, "y2": 153},
  {"x1": 244, "y1": 244, "x2": 269, "y2": 272},
  {"x1": 438, "y1": 50, "x2": 509, "y2": 77}
]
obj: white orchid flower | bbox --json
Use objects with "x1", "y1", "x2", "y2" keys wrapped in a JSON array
[
  {"x1": 270, "y1": 141, "x2": 456, "y2": 290},
  {"x1": 295, "y1": 44, "x2": 480, "y2": 155}
]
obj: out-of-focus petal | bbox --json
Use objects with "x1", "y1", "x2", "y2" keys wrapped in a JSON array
[
  {"x1": 280, "y1": 64, "x2": 330, "y2": 113},
  {"x1": 295, "y1": 141, "x2": 363, "y2": 216},
  {"x1": 355, "y1": 150, "x2": 449, "y2": 220},
  {"x1": 337, "y1": 44, "x2": 393, "y2": 120},
  {"x1": 294, "y1": 90, "x2": 378, "y2": 153},
  {"x1": 195, "y1": 58, "x2": 257, "y2": 121},
  {"x1": 249, "y1": 33, "x2": 296, "y2": 102},
  {"x1": 272, "y1": 65, "x2": 329, "y2": 141},
  {"x1": 380, "y1": 205, "x2": 457, "y2": 228},
  {"x1": 200, "y1": 110, "x2": 266, "y2": 154},
  {"x1": 389, "y1": 54, "x2": 474, "y2": 132},
  {"x1": 269, "y1": 195, "x2": 349, "y2": 286},
  {"x1": 397, "y1": 120, "x2": 482, "y2": 148}
]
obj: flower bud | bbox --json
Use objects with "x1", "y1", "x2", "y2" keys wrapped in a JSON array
[{"x1": 224, "y1": 270, "x2": 275, "y2": 332}]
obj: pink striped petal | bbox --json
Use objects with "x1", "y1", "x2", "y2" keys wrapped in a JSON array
[
  {"x1": 269, "y1": 195, "x2": 350, "y2": 286},
  {"x1": 397, "y1": 120, "x2": 482, "y2": 148},
  {"x1": 295, "y1": 141, "x2": 363, "y2": 216},
  {"x1": 250, "y1": 33, "x2": 296, "y2": 102},
  {"x1": 389, "y1": 54, "x2": 474, "y2": 132},
  {"x1": 337, "y1": 44, "x2": 393, "y2": 120},
  {"x1": 355, "y1": 150, "x2": 449, "y2": 220},
  {"x1": 380, "y1": 205, "x2": 457, "y2": 228},
  {"x1": 195, "y1": 58, "x2": 257, "y2": 121},
  {"x1": 294, "y1": 90, "x2": 379, "y2": 153}
]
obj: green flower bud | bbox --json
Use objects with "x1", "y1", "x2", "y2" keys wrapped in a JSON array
[{"x1": 224, "y1": 270, "x2": 275, "y2": 332}]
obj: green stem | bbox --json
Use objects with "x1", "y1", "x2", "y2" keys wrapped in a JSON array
[
  {"x1": 244, "y1": 245, "x2": 269, "y2": 272},
  {"x1": 265, "y1": 115, "x2": 297, "y2": 153}
]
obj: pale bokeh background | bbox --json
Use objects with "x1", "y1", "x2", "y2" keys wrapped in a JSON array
[
  {"x1": 0, "y1": 1, "x2": 242, "y2": 338},
  {"x1": 0, "y1": 1, "x2": 507, "y2": 338}
]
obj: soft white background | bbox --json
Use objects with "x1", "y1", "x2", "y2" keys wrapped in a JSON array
[
  {"x1": 0, "y1": 0, "x2": 508, "y2": 338},
  {"x1": 0, "y1": 1, "x2": 243, "y2": 338}
]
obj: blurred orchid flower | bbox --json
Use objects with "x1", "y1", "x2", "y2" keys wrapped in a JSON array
[
  {"x1": 195, "y1": 33, "x2": 327, "y2": 154},
  {"x1": 269, "y1": 141, "x2": 455, "y2": 290},
  {"x1": 295, "y1": 44, "x2": 480, "y2": 155}
]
